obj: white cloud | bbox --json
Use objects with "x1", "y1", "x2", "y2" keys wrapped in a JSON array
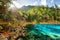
[
  {"x1": 10, "y1": 1, "x2": 23, "y2": 8},
  {"x1": 40, "y1": 0, "x2": 47, "y2": 6},
  {"x1": 13, "y1": 1, "x2": 22, "y2": 8},
  {"x1": 31, "y1": 1, "x2": 38, "y2": 6},
  {"x1": 51, "y1": 0, "x2": 54, "y2": 3},
  {"x1": 58, "y1": 5, "x2": 60, "y2": 7},
  {"x1": 24, "y1": 1, "x2": 38, "y2": 6}
]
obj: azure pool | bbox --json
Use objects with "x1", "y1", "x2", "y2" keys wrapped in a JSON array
[{"x1": 26, "y1": 24, "x2": 60, "y2": 39}]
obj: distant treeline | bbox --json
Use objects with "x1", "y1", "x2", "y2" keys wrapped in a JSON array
[{"x1": 20, "y1": 5, "x2": 60, "y2": 22}]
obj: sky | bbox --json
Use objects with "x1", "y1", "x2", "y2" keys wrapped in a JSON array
[{"x1": 10, "y1": 0, "x2": 60, "y2": 8}]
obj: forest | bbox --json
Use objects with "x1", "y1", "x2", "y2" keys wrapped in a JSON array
[{"x1": 20, "y1": 5, "x2": 60, "y2": 23}]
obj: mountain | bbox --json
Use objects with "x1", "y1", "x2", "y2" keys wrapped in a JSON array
[{"x1": 20, "y1": 5, "x2": 35, "y2": 11}]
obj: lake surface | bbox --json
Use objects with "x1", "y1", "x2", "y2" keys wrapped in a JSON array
[{"x1": 26, "y1": 24, "x2": 60, "y2": 39}]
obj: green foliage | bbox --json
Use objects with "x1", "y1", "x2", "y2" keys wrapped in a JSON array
[
  {"x1": 0, "y1": 0, "x2": 11, "y2": 19},
  {"x1": 0, "y1": 0, "x2": 11, "y2": 4},
  {"x1": 21, "y1": 5, "x2": 60, "y2": 22}
]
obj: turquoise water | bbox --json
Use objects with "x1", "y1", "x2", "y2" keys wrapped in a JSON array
[
  {"x1": 26, "y1": 24, "x2": 60, "y2": 39},
  {"x1": 34, "y1": 24, "x2": 60, "y2": 39}
]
